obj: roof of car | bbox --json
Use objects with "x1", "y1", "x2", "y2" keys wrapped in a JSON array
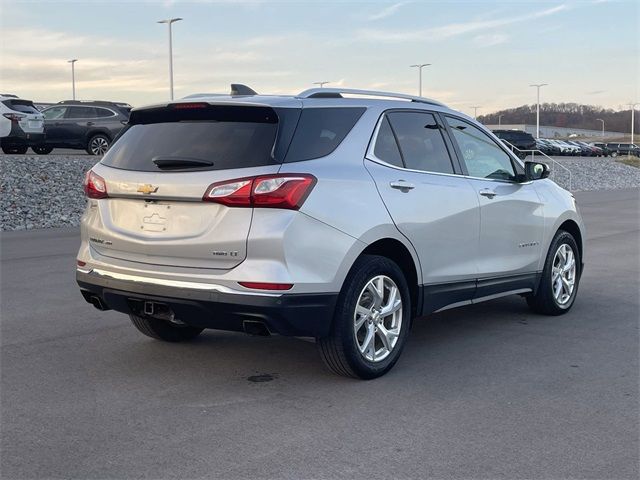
[{"x1": 135, "y1": 85, "x2": 453, "y2": 114}]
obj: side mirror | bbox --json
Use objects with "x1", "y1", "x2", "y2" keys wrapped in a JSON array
[{"x1": 524, "y1": 161, "x2": 550, "y2": 181}]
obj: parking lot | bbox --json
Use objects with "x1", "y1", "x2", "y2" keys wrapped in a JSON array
[{"x1": 1, "y1": 187, "x2": 638, "y2": 479}]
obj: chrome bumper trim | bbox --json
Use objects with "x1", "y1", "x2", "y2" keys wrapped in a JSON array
[{"x1": 79, "y1": 267, "x2": 283, "y2": 297}]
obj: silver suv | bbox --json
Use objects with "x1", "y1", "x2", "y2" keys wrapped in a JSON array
[{"x1": 77, "y1": 86, "x2": 585, "y2": 379}]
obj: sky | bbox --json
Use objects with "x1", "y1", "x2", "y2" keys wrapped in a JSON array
[{"x1": 0, "y1": 0, "x2": 638, "y2": 115}]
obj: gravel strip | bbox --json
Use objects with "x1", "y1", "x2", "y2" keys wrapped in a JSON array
[
  {"x1": 1, "y1": 154, "x2": 638, "y2": 231},
  {"x1": 544, "y1": 156, "x2": 640, "y2": 191},
  {"x1": 1, "y1": 154, "x2": 99, "y2": 231}
]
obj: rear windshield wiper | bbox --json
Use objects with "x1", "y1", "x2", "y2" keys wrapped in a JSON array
[{"x1": 152, "y1": 156, "x2": 214, "y2": 170}]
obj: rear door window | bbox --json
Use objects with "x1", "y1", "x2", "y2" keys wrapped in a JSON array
[
  {"x1": 284, "y1": 107, "x2": 365, "y2": 162},
  {"x1": 387, "y1": 111, "x2": 454, "y2": 174},
  {"x1": 65, "y1": 106, "x2": 97, "y2": 119},
  {"x1": 101, "y1": 105, "x2": 280, "y2": 172}
]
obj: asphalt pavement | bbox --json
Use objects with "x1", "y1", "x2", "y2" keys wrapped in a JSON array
[{"x1": 1, "y1": 188, "x2": 638, "y2": 479}]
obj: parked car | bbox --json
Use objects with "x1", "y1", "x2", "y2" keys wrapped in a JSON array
[
  {"x1": 535, "y1": 138, "x2": 560, "y2": 156},
  {"x1": 492, "y1": 129, "x2": 536, "y2": 159},
  {"x1": 548, "y1": 139, "x2": 580, "y2": 156},
  {"x1": 0, "y1": 95, "x2": 45, "y2": 154},
  {"x1": 606, "y1": 143, "x2": 640, "y2": 157},
  {"x1": 591, "y1": 142, "x2": 612, "y2": 156},
  {"x1": 566, "y1": 140, "x2": 593, "y2": 156},
  {"x1": 574, "y1": 141, "x2": 603, "y2": 156},
  {"x1": 76, "y1": 85, "x2": 585, "y2": 379},
  {"x1": 34, "y1": 100, "x2": 132, "y2": 155}
]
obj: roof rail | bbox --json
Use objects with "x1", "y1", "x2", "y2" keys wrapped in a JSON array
[
  {"x1": 296, "y1": 88, "x2": 446, "y2": 107},
  {"x1": 58, "y1": 100, "x2": 132, "y2": 107}
]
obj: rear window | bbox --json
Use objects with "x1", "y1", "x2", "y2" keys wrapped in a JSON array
[
  {"x1": 3, "y1": 100, "x2": 40, "y2": 114},
  {"x1": 284, "y1": 107, "x2": 365, "y2": 162},
  {"x1": 101, "y1": 105, "x2": 279, "y2": 172}
]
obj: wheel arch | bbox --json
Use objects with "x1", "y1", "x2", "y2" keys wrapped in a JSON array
[
  {"x1": 357, "y1": 238, "x2": 421, "y2": 317},
  {"x1": 558, "y1": 219, "x2": 583, "y2": 261}
]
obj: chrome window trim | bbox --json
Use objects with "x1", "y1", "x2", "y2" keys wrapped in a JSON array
[{"x1": 365, "y1": 112, "x2": 527, "y2": 185}]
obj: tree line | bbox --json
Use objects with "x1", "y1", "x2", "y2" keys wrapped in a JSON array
[{"x1": 478, "y1": 103, "x2": 638, "y2": 133}]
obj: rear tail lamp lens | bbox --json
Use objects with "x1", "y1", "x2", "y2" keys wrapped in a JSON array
[
  {"x1": 83, "y1": 170, "x2": 108, "y2": 199},
  {"x1": 3, "y1": 113, "x2": 25, "y2": 123},
  {"x1": 203, "y1": 174, "x2": 316, "y2": 210}
]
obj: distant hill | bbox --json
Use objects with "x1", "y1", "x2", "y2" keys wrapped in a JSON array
[{"x1": 478, "y1": 104, "x2": 638, "y2": 133}]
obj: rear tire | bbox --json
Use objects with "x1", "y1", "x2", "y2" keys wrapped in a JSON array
[
  {"x1": 32, "y1": 145, "x2": 53, "y2": 155},
  {"x1": 527, "y1": 230, "x2": 581, "y2": 315},
  {"x1": 2, "y1": 145, "x2": 28, "y2": 154},
  {"x1": 317, "y1": 255, "x2": 411, "y2": 379},
  {"x1": 611, "y1": 151, "x2": 618, "y2": 158},
  {"x1": 129, "y1": 314, "x2": 204, "y2": 342},
  {"x1": 86, "y1": 134, "x2": 110, "y2": 155}
]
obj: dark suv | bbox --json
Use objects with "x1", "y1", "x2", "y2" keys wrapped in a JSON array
[
  {"x1": 606, "y1": 143, "x2": 640, "y2": 157},
  {"x1": 492, "y1": 130, "x2": 536, "y2": 159},
  {"x1": 35, "y1": 100, "x2": 131, "y2": 155}
]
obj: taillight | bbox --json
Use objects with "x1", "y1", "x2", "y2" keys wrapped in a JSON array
[
  {"x1": 3, "y1": 113, "x2": 25, "y2": 123},
  {"x1": 172, "y1": 102, "x2": 208, "y2": 110},
  {"x1": 238, "y1": 281, "x2": 293, "y2": 291},
  {"x1": 203, "y1": 174, "x2": 316, "y2": 210},
  {"x1": 83, "y1": 170, "x2": 108, "y2": 199}
]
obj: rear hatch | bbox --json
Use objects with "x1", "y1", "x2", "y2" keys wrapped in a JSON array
[
  {"x1": 89, "y1": 102, "x2": 296, "y2": 270},
  {"x1": 3, "y1": 99, "x2": 44, "y2": 133}
]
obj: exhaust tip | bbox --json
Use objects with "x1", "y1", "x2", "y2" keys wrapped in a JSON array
[
  {"x1": 243, "y1": 320, "x2": 271, "y2": 337},
  {"x1": 90, "y1": 295, "x2": 109, "y2": 311}
]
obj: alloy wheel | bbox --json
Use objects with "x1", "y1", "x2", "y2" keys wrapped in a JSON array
[
  {"x1": 354, "y1": 275, "x2": 403, "y2": 362},
  {"x1": 551, "y1": 243, "x2": 576, "y2": 305},
  {"x1": 90, "y1": 137, "x2": 109, "y2": 155}
]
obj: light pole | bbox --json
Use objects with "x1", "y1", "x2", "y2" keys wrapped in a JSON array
[
  {"x1": 157, "y1": 17, "x2": 182, "y2": 100},
  {"x1": 68, "y1": 59, "x2": 77, "y2": 100},
  {"x1": 313, "y1": 81, "x2": 330, "y2": 88},
  {"x1": 626, "y1": 103, "x2": 638, "y2": 146},
  {"x1": 471, "y1": 106, "x2": 481, "y2": 119},
  {"x1": 409, "y1": 63, "x2": 431, "y2": 97},
  {"x1": 596, "y1": 118, "x2": 604, "y2": 138},
  {"x1": 498, "y1": 114, "x2": 504, "y2": 126},
  {"x1": 530, "y1": 83, "x2": 548, "y2": 139}
]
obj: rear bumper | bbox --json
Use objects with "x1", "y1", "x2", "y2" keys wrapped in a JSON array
[
  {"x1": 1, "y1": 128, "x2": 45, "y2": 147},
  {"x1": 76, "y1": 269, "x2": 337, "y2": 338}
]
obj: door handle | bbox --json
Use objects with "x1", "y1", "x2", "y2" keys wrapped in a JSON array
[
  {"x1": 86, "y1": 121, "x2": 95, "y2": 126},
  {"x1": 390, "y1": 180, "x2": 415, "y2": 192},
  {"x1": 479, "y1": 188, "x2": 496, "y2": 199}
]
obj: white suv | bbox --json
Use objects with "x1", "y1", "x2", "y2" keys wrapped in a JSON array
[
  {"x1": 0, "y1": 95, "x2": 45, "y2": 154},
  {"x1": 77, "y1": 86, "x2": 585, "y2": 379}
]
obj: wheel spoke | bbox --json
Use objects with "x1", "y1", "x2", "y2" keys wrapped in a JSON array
[
  {"x1": 355, "y1": 306, "x2": 370, "y2": 331},
  {"x1": 367, "y1": 282, "x2": 383, "y2": 308},
  {"x1": 380, "y1": 286, "x2": 401, "y2": 316},
  {"x1": 376, "y1": 324, "x2": 398, "y2": 352},
  {"x1": 359, "y1": 324, "x2": 375, "y2": 359}
]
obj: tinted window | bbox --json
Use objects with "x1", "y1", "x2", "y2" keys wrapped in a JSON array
[
  {"x1": 446, "y1": 116, "x2": 516, "y2": 181},
  {"x1": 43, "y1": 106, "x2": 67, "y2": 119},
  {"x1": 284, "y1": 107, "x2": 365, "y2": 162},
  {"x1": 101, "y1": 106, "x2": 279, "y2": 172},
  {"x1": 373, "y1": 116, "x2": 403, "y2": 167},
  {"x1": 3, "y1": 100, "x2": 40, "y2": 114},
  {"x1": 95, "y1": 107, "x2": 115, "y2": 118},
  {"x1": 387, "y1": 111, "x2": 453, "y2": 174},
  {"x1": 66, "y1": 106, "x2": 97, "y2": 119}
]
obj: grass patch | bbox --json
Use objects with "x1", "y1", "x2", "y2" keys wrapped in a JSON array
[{"x1": 616, "y1": 156, "x2": 640, "y2": 168}]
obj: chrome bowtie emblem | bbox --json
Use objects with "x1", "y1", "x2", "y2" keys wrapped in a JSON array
[{"x1": 137, "y1": 184, "x2": 158, "y2": 194}]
